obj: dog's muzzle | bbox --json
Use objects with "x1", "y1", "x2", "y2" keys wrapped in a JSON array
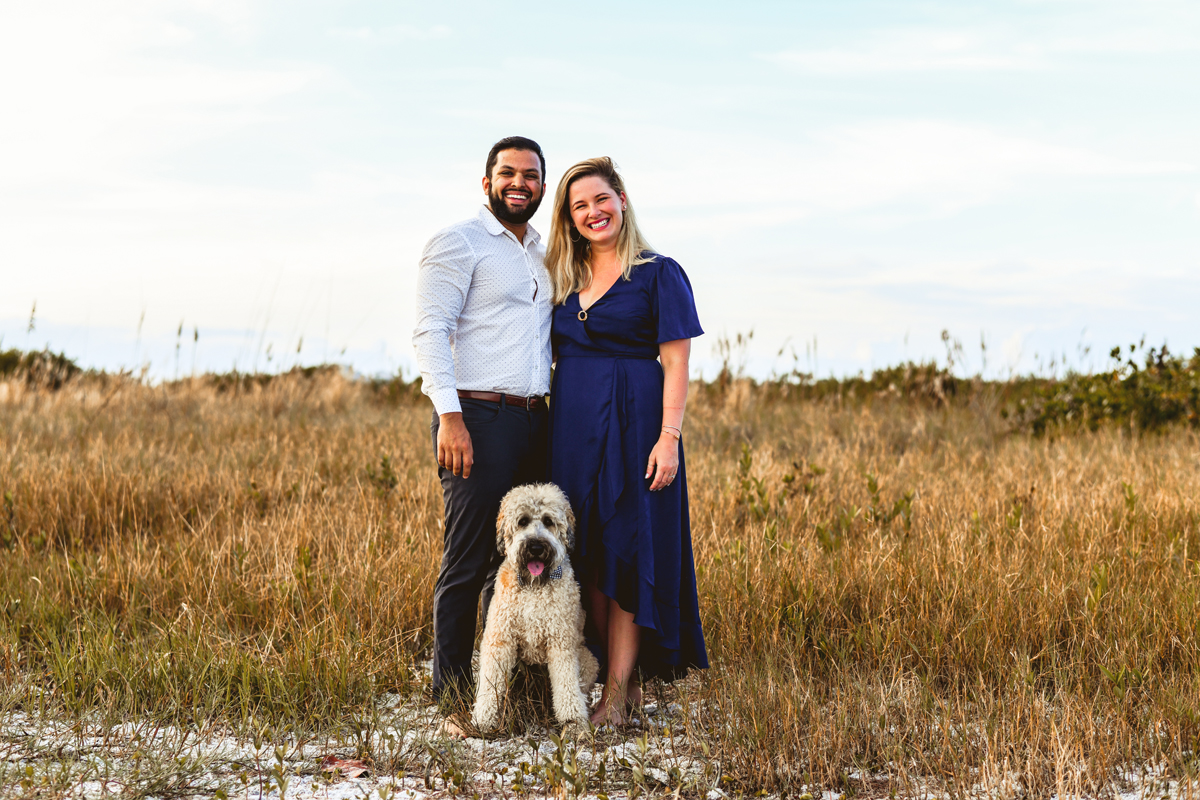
[{"x1": 518, "y1": 536, "x2": 563, "y2": 586}]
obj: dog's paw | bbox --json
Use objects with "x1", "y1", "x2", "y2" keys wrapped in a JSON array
[{"x1": 471, "y1": 710, "x2": 499, "y2": 736}]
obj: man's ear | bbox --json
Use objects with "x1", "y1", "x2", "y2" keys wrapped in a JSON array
[{"x1": 482, "y1": 175, "x2": 491, "y2": 195}]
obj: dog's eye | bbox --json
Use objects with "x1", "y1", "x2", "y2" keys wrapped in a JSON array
[
  {"x1": 542, "y1": 515, "x2": 553, "y2": 529},
  {"x1": 517, "y1": 515, "x2": 531, "y2": 528}
]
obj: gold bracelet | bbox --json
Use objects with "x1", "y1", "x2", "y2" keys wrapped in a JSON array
[{"x1": 661, "y1": 425, "x2": 681, "y2": 440}]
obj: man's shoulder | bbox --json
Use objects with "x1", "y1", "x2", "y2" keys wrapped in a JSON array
[
  {"x1": 420, "y1": 217, "x2": 488, "y2": 266},
  {"x1": 428, "y1": 214, "x2": 488, "y2": 244}
]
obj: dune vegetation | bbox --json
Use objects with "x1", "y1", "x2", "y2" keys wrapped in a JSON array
[{"x1": 1, "y1": 345, "x2": 1199, "y2": 797}]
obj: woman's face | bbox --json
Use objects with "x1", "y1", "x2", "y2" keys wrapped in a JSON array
[{"x1": 568, "y1": 175, "x2": 625, "y2": 250}]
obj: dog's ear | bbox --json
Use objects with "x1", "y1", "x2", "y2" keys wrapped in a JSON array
[
  {"x1": 495, "y1": 504, "x2": 507, "y2": 558},
  {"x1": 563, "y1": 500, "x2": 576, "y2": 552}
]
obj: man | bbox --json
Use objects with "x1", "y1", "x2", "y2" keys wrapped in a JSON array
[{"x1": 412, "y1": 136, "x2": 553, "y2": 733}]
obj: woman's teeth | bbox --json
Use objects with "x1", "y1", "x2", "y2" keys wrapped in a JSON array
[{"x1": 589, "y1": 219, "x2": 609, "y2": 230}]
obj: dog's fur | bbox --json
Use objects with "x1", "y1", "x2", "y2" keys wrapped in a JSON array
[{"x1": 472, "y1": 483, "x2": 599, "y2": 732}]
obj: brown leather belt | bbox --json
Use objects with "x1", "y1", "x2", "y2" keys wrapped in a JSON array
[{"x1": 458, "y1": 389, "x2": 547, "y2": 410}]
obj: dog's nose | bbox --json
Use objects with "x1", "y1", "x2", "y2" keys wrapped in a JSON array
[{"x1": 527, "y1": 540, "x2": 547, "y2": 558}]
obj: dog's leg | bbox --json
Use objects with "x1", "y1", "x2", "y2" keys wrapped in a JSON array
[
  {"x1": 547, "y1": 645, "x2": 589, "y2": 726},
  {"x1": 577, "y1": 646, "x2": 599, "y2": 693},
  {"x1": 472, "y1": 627, "x2": 517, "y2": 733}
]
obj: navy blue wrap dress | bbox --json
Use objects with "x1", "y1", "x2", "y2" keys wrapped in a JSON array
[{"x1": 549, "y1": 254, "x2": 709, "y2": 681}]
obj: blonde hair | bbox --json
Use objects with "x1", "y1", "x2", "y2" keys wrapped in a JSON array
[{"x1": 545, "y1": 157, "x2": 655, "y2": 305}]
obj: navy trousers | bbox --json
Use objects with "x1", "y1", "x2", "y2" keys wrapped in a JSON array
[{"x1": 429, "y1": 397, "x2": 548, "y2": 700}]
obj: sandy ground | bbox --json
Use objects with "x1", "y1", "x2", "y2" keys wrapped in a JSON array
[
  {"x1": 1, "y1": 674, "x2": 1192, "y2": 799},
  {"x1": 0, "y1": 686, "x2": 727, "y2": 800}
]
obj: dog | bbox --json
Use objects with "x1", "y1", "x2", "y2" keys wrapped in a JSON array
[{"x1": 471, "y1": 483, "x2": 599, "y2": 733}]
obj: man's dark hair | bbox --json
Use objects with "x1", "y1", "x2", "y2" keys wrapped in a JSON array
[{"x1": 485, "y1": 136, "x2": 545, "y2": 182}]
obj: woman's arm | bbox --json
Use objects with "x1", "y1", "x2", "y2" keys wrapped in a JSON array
[{"x1": 646, "y1": 338, "x2": 691, "y2": 491}]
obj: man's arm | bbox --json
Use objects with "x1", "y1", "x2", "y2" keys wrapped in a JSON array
[{"x1": 413, "y1": 229, "x2": 476, "y2": 477}]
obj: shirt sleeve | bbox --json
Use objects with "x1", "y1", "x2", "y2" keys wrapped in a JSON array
[
  {"x1": 653, "y1": 256, "x2": 705, "y2": 343},
  {"x1": 412, "y1": 229, "x2": 476, "y2": 415}
]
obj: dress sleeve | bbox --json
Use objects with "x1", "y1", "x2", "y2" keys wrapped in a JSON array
[{"x1": 652, "y1": 256, "x2": 704, "y2": 343}]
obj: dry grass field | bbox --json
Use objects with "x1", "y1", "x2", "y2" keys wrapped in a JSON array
[{"x1": 2, "y1": 366, "x2": 1199, "y2": 797}]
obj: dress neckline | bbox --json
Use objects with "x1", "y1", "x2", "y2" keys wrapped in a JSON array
[{"x1": 578, "y1": 271, "x2": 625, "y2": 312}]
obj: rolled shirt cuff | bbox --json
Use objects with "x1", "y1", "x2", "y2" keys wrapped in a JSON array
[{"x1": 430, "y1": 387, "x2": 463, "y2": 416}]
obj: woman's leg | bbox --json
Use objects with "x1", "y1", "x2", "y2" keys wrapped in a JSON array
[
  {"x1": 590, "y1": 598, "x2": 640, "y2": 726},
  {"x1": 587, "y1": 581, "x2": 610, "y2": 652}
]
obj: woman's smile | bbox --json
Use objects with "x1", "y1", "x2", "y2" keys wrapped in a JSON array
[{"x1": 569, "y1": 174, "x2": 625, "y2": 248}]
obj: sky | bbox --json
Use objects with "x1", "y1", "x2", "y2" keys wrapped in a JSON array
[{"x1": 1, "y1": 0, "x2": 1197, "y2": 381}]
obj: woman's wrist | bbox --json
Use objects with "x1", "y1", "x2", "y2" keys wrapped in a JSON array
[{"x1": 660, "y1": 425, "x2": 681, "y2": 441}]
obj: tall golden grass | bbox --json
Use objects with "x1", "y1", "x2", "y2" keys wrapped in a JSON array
[{"x1": 2, "y1": 370, "x2": 1199, "y2": 795}]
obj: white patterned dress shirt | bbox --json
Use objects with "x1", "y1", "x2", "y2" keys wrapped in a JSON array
[{"x1": 413, "y1": 206, "x2": 553, "y2": 416}]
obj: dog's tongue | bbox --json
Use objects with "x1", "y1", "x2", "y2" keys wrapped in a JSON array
[{"x1": 527, "y1": 561, "x2": 545, "y2": 577}]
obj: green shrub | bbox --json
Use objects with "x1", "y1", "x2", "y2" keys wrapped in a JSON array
[
  {"x1": 1005, "y1": 343, "x2": 1200, "y2": 434},
  {"x1": 0, "y1": 348, "x2": 81, "y2": 389}
]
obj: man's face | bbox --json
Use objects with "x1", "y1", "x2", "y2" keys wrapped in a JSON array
[{"x1": 483, "y1": 149, "x2": 545, "y2": 225}]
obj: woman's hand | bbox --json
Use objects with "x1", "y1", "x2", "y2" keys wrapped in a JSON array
[{"x1": 646, "y1": 433, "x2": 680, "y2": 491}]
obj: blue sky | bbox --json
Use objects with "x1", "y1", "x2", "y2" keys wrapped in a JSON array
[{"x1": 1, "y1": 0, "x2": 1197, "y2": 380}]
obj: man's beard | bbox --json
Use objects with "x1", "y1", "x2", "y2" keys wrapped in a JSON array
[{"x1": 488, "y1": 186, "x2": 542, "y2": 225}]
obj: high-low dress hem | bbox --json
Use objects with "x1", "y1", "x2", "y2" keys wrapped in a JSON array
[{"x1": 549, "y1": 254, "x2": 708, "y2": 682}]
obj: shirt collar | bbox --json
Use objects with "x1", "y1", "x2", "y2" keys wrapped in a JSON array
[{"x1": 479, "y1": 205, "x2": 541, "y2": 247}]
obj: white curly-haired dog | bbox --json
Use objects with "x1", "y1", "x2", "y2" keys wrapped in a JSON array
[{"x1": 472, "y1": 483, "x2": 599, "y2": 733}]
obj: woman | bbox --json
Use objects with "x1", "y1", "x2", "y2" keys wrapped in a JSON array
[{"x1": 545, "y1": 157, "x2": 708, "y2": 726}]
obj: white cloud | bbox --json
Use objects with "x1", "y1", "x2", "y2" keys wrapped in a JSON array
[
  {"x1": 0, "y1": 4, "x2": 324, "y2": 190},
  {"x1": 762, "y1": 21, "x2": 1199, "y2": 75},
  {"x1": 763, "y1": 30, "x2": 1042, "y2": 74},
  {"x1": 329, "y1": 24, "x2": 452, "y2": 42},
  {"x1": 631, "y1": 120, "x2": 1193, "y2": 235}
]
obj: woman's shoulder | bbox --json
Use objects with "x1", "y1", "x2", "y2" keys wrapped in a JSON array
[
  {"x1": 631, "y1": 252, "x2": 688, "y2": 278},
  {"x1": 632, "y1": 252, "x2": 694, "y2": 289},
  {"x1": 638, "y1": 251, "x2": 675, "y2": 266}
]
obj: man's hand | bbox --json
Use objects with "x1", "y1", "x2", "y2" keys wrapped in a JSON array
[{"x1": 437, "y1": 412, "x2": 474, "y2": 478}]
